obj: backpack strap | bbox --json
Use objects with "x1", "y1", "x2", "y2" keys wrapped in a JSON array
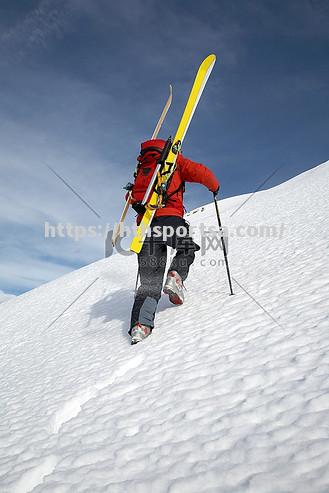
[
  {"x1": 156, "y1": 170, "x2": 185, "y2": 205},
  {"x1": 166, "y1": 181, "x2": 185, "y2": 199}
]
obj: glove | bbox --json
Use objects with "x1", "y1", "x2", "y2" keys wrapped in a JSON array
[{"x1": 213, "y1": 186, "x2": 219, "y2": 197}]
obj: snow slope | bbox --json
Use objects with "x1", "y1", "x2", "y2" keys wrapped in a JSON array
[
  {"x1": 0, "y1": 291, "x2": 15, "y2": 304},
  {"x1": 0, "y1": 162, "x2": 329, "y2": 493}
]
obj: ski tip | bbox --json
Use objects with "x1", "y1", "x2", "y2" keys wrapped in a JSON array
[
  {"x1": 197, "y1": 54, "x2": 216, "y2": 76},
  {"x1": 203, "y1": 53, "x2": 216, "y2": 66}
]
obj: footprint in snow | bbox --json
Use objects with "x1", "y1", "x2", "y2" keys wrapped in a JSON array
[
  {"x1": 11, "y1": 455, "x2": 58, "y2": 493},
  {"x1": 49, "y1": 353, "x2": 144, "y2": 434}
]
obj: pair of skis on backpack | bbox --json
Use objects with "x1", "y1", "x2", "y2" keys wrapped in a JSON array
[{"x1": 112, "y1": 54, "x2": 217, "y2": 254}]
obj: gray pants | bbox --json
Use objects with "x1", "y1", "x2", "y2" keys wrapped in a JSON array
[{"x1": 129, "y1": 216, "x2": 199, "y2": 332}]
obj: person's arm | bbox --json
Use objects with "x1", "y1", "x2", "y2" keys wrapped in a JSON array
[{"x1": 178, "y1": 155, "x2": 219, "y2": 193}]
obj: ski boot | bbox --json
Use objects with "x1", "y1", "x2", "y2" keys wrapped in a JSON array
[
  {"x1": 163, "y1": 270, "x2": 184, "y2": 305},
  {"x1": 130, "y1": 322, "x2": 152, "y2": 345}
]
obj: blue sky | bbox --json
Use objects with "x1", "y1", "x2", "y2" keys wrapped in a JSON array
[{"x1": 0, "y1": 0, "x2": 328, "y2": 297}]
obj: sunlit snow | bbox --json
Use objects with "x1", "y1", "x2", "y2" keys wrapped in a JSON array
[{"x1": 1, "y1": 162, "x2": 329, "y2": 493}]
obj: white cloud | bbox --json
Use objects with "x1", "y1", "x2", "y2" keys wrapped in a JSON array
[
  {"x1": 1, "y1": 0, "x2": 75, "y2": 55},
  {"x1": 0, "y1": 69, "x2": 140, "y2": 295}
]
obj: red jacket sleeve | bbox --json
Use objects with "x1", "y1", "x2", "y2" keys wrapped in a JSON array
[{"x1": 177, "y1": 155, "x2": 219, "y2": 192}]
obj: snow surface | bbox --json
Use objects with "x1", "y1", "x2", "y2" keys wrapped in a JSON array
[
  {"x1": 1, "y1": 162, "x2": 329, "y2": 493},
  {"x1": 0, "y1": 291, "x2": 16, "y2": 304}
]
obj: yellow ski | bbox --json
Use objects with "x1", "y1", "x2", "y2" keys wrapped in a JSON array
[{"x1": 130, "y1": 54, "x2": 216, "y2": 254}]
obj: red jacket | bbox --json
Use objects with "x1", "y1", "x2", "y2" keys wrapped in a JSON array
[{"x1": 130, "y1": 139, "x2": 219, "y2": 221}]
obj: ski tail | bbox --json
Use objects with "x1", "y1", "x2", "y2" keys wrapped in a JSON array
[{"x1": 111, "y1": 192, "x2": 131, "y2": 246}]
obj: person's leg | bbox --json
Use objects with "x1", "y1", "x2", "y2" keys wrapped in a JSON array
[
  {"x1": 156, "y1": 216, "x2": 199, "y2": 305},
  {"x1": 167, "y1": 218, "x2": 200, "y2": 281},
  {"x1": 129, "y1": 233, "x2": 167, "y2": 334}
]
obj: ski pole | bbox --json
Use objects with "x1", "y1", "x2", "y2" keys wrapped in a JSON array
[
  {"x1": 134, "y1": 266, "x2": 140, "y2": 297},
  {"x1": 213, "y1": 193, "x2": 234, "y2": 295}
]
